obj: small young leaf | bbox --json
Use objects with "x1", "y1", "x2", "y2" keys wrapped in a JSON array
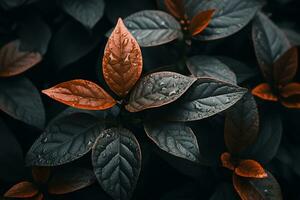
[
  {"x1": 144, "y1": 121, "x2": 200, "y2": 162},
  {"x1": 26, "y1": 113, "x2": 104, "y2": 166},
  {"x1": 48, "y1": 168, "x2": 96, "y2": 194},
  {"x1": 0, "y1": 76, "x2": 45, "y2": 129},
  {"x1": 164, "y1": 0, "x2": 186, "y2": 19},
  {"x1": 273, "y1": 47, "x2": 298, "y2": 87},
  {"x1": 187, "y1": 0, "x2": 262, "y2": 40},
  {"x1": 42, "y1": 79, "x2": 116, "y2": 110},
  {"x1": 103, "y1": 18, "x2": 142, "y2": 97},
  {"x1": 160, "y1": 78, "x2": 247, "y2": 121},
  {"x1": 60, "y1": 0, "x2": 105, "y2": 29},
  {"x1": 280, "y1": 82, "x2": 300, "y2": 108},
  {"x1": 252, "y1": 12, "x2": 290, "y2": 81},
  {"x1": 233, "y1": 171, "x2": 282, "y2": 200},
  {"x1": 220, "y1": 152, "x2": 235, "y2": 171},
  {"x1": 32, "y1": 167, "x2": 50, "y2": 184},
  {"x1": 189, "y1": 9, "x2": 215, "y2": 36},
  {"x1": 4, "y1": 181, "x2": 38, "y2": 198},
  {"x1": 125, "y1": 72, "x2": 196, "y2": 112},
  {"x1": 224, "y1": 93, "x2": 259, "y2": 154},
  {"x1": 251, "y1": 83, "x2": 278, "y2": 101},
  {"x1": 235, "y1": 160, "x2": 267, "y2": 178},
  {"x1": 92, "y1": 128, "x2": 141, "y2": 200},
  {"x1": 0, "y1": 40, "x2": 42, "y2": 77},
  {"x1": 122, "y1": 10, "x2": 182, "y2": 47},
  {"x1": 187, "y1": 56, "x2": 237, "y2": 84}
]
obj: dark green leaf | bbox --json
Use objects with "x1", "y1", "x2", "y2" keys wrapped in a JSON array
[
  {"x1": 122, "y1": 10, "x2": 182, "y2": 47},
  {"x1": 252, "y1": 12, "x2": 290, "y2": 81},
  {"x1": 48, "y1": 167, "x2": 96, "y2": 194},
  {"x1": 233, "y1": 171, "x2": 282, "y2": 200},
  {"x1": 0, "y1": 0, "x2": 37, "y2": 10},
  {"x1": 0, "y1": 76, "x2": 45, "y2": 128},
  {"x1": 242, "y1": 110, "x2": 282, "y2": 164},
  {"x1": 186, "y1": 0, "x2": 262, "y2": 40},
  {"x1": 144, "y1": 121, "x2": 200, "y2": 162},
  {"x1": 125, "y1": 72, "x2": 196, "y2": 112},
  {"x1": 92, "y1": 128, "x2": 141, "y2": 200},
  {"x1": 187, "y1": 56, "x2": 237, "y2": 84},
  {"x1": 161, "y1": 78, "x2": 247, "y2": 121},
  {"x1": 0, "y1": 117, "x2": 24, "y2": 182},
  {"x1": 26, "y1": 113, "x2": 105, "y2": 166},
  {"x1": 224, "y1": 92, "x2": 259, "y2": 154},
  {"x1": 60, "y1": 0, "x2": 105, "y2": 29}
]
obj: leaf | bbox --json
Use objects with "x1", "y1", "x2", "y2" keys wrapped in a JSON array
[
  {"x1": 42, "y1": 79, "x2": 116, "y2": 110},
  {"x1": 216, "y1": 56, "x2": 257, "y2": 84},
  {"x1": 0, "y1": 76, "x2": 45, "y2": 128},
  {"x1": 220, "y1": 152, "x2": 235, "y2": 171},
  {"x1": 160, "y1": 78, "x2": 247, "y2": 121},
  {"x1": 4, "y1": 181, "x2": 38, "y2": 198},
  {"x1": 92, "y1": 128, "x2": 141, "y2": 200},
  {"x1": 235, "y1": 160, "x2": 267, "y2": 178},
  {"x1": 189, "y1": 9, "x2": 215, "y2": 36},
  {"x1": 280, "y1": 82, "x2": 300, "y2": 108},
  {"x1": 32, "y1": 167, "x2": 50, "y2": 184},
  {"x1": 252, "y1": 12, "x2": 291, "y2": 81},
  {"x1": 125, "y1": 72, "x2": 196, "y2": 112},
  {"x1": 48, "y1": 168, "x2": 96, "y2": 194},
  {"x1": 186, "y1": 56, "x2": 237, "y2": 84},
  {"x1": 242, "y1": 110, "x2": 282, "y2": 164},
  {"x1": 251, "y1": 83, "x2": 278, "y2": 101},
  {"x1": 103, "y1": 18, "x2": 142, "y2": 97},
  {"x1": 0, "y1": 40, "x2": 42, "y2": 77},
  {"x1": 17, "y1": 15, "x2": 52, "y2": 55},
  {"x1": 224, "y1": 92, "x2": 259, "y2": 154},
  {"x1": 164, "y1": 0, "x2": 186, "y2": 19},
  {"x1": 0, "y1": 117, "x2": 24, "y2": 182},
  {"x1": 26, "y1": 113, "x2": 105, "y2": 166},
  {"x1": 144, "y1": 121, "x2": 200, "y2": 162},
  {"x1": 233, "y1": 171, "x2": 283, "y2": 200},
  {"x1": 0, "y1": 0, "x2": 37, "y2": 10},
  {"x1": 60, "y1": 0, "x2": 105, "y2": 29},
  {"x1": 186, "y1": 0, "x2": 262, "y2": 40},
  {"x1": 122, "y1": 10, "x2": 182, "y2": 47},
  {"x1": 273, "y1": 47, "x2": 298, "y2": 87}
]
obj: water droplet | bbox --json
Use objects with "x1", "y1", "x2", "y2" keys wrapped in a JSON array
[
  {"x1": 102, "y1": 153, "x2": 107, "y2": 158},
  {"x1": 264, "y1": 189, "x2": 268, "y2": 193},
  {"x1": 159, "y1": 82, "x2": 165, "y2": 86},
  {"x1": 169, "y1": 90, "x2": 177, "y2": 96},
  {"x1": 88, "y1": 141, "x2": 93, "y2": 146},
  {"x1": 42, "y1": 137, "x2": 48, "y2": 143}
]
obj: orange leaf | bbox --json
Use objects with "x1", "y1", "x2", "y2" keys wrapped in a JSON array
[
  {"x1": 4, "y1": 181, "x2": 39, "y2": 198},
  {"x1": 189, "y1": 9, "x2": 215, "y2": 36},
  {"x1": 220, "y1": 152, "x2": 235, "y2": 171},
  {"x1": 235, "y1": 160, "x2": 267, "y2": 178},
  {"x1": 232, "y1": 174, "x2": 263, "y2": 200},
  {"x1": 280, "y1": 82, "x2": 300, "y2": 108},
  {"x1": 0, "y1": 40, "x2": 42, "y2": 77},
  {"x1": 42, "y1": 79, "x2": 116, "y2": 110},
  {"x1": 251, "y1": 83, "x2": 278, "y2": 101},
  {"x1": 273, "y1": 47, "x2": 298, "y2": 87},
  {"x1": 32, "y1": 167, "x2": 50, "y2": 184},
  {"x1": 164, "y1": 0, "x2": 186, "y2": 20},
  {"x1": 102, "y1": 18, "x2": 143, "y2": 97}
]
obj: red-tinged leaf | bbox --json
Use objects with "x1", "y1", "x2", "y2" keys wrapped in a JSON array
[
  {"x1": 235, "y1": 160, "x2": 267, "y2": 178},
  {"x1": 0, "y1": 40, "x2": 42, "y2": 77},
  {"x1": 251, "y1": 83, "x2": 278, "y2": 101},
  {"x1": 32, "y1": 167, "x2": 50, "y2": 184},
  {"x1": 273, "y1": 47, "x2": 298, "y2": 87},
  {"x1": 48, "y1": 168, "x2": 96, "y2": 194},
  {"x1": 189, "y1": 9, "x2": 215, "y2": 36},
  {"x1": 4, "y1": 181, "x2": 39, "y2": 198},
  {"x1": 164, "y1": 0, "x2": 186, "y2": 19},
  {"x1": 102, "y1": 18, "x2": 143, "y2": 97},
  {"x1": 233, "y1": 171, "x2": 282, "y2": 200},
  {"x1": 280, "y1": 83, "x2": 300, "y2": 108},
  {"x1": 33, "y1": 193, "x2": 43, "y2": 200},
  {"x1": 220, "y1": 152, "x2": 235, "y2": 171},
  {"x1": 42, "y1": 79, "x2": 116, "y2": 110}
]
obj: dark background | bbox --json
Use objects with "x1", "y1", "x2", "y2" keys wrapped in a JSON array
[{"x1": 1, "y1": 0, "x2": 300, "y2": 199}]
